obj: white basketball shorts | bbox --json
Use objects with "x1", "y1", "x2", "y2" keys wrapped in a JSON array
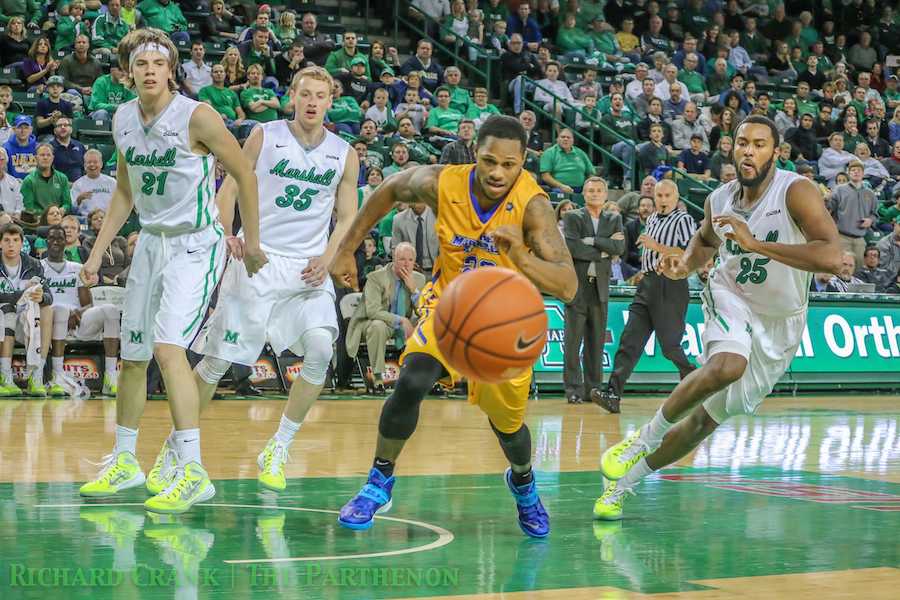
[
  {"x1": 699, "y1": 284, "x2": 807, "y2": 424},
  {"x1": 120, "y1": 226, "x2": 225, "y2": 361},
  {"x1": 192, "y1": 253, "x2": 338, "y2": 366}
]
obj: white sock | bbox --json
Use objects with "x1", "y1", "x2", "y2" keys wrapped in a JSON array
[
  {"x1": 114, "y1": 424, "x2": 138, "y2": 455},
  {"x1": 641, "y1": 408, "x2": 675, "y2": 449},
  {"x1": 167, "y1": 428, "x2": 177, "y2": 449},
  {"x1": 1, "y1": 357, "x2": 12, "y2": 380},
  {"x1": 617, "y1": 458, "x2": 654, "y2": 490},
  {"x1": 273, "y1": 414, "x2": 301, "y2": 447},
  {"x1": 105, "y1": 357, "x2": 118, "y2": 379},
  {"x1": 173, "y1": 428, "x2": 201, "y2": 467},
  {"x1": 29, "y1": 358, "x2": 45, "y2": 380},
  {"x1": 52, "y1": 357, "x2": 64, "y2": 377}
]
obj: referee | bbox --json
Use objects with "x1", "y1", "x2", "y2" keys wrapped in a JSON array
[{"x1": 592, "y1": 179, "x2": 697, "y2": 413}]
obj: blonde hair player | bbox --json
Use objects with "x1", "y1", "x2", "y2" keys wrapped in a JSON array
[
  {"x1": 185, "y1": 66, "x2": 359, "y2": 493},
  {"x1": 78, "y1": 28, "x2": 268, "y2": 515}
]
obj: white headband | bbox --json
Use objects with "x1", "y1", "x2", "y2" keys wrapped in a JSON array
[{"x1": 129, "y1": 42, "x2": 171, "y2": 69}]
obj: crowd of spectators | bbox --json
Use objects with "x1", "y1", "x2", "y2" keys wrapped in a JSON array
[{"x1": 0, "y1": 0, "x2": 895, "y2": 391}]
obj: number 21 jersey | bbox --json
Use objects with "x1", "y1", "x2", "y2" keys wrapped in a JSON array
[{"x1": 253, "y1": 121, "x2": 349, "y2": 258}]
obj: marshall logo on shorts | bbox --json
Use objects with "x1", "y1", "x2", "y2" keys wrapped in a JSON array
[
  {"x1": 123, "y1": 146, "x2": 176, "y2": 167},
  {"x1": 269, "y1": 159, "x2": 336, "y2": 186},
  {"x1": 129, "y1": 330, "x2": 143, "y2": 344},
  {"x1": 224, "y1": 330, "x2": 239, "y2": 344}
]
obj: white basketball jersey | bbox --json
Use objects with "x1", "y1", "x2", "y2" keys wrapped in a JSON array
[
  {"x1": 114, "y1": 94, "x2": 217, "y2": 235},
  {"x1": 41, "y1": 259, "x2": 83, "y2": 310},
  {"x1": 708, "y1": 169, "x2": 811, "y2": 318},
  {"x1": 252, "y1": 121, "x2": 349, "y2": 258}
]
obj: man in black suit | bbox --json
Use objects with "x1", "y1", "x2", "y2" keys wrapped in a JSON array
[
  {"x1": 625, "y1": 196, "x2": 655, "y2": 271},
  {"x1": 562, "y1": 177, "x2": 626, "y2": 404}
]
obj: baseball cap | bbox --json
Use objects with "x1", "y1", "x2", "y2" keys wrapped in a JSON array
[
  {"x1": 47, "y1": 75, "x2": 64, "y2": 86},
  {"x1": 380, "y1": 66, "x2": 395, "y2": 77},
  {"x1": 888, "y1": 75, "x2": 898, "y2": 82},
  {"x1": 13, "y1": 115, "x2": 32, "y2": 127},
  {"x1": 350, "y1": 55, "x2": 367, "y2": 67}
]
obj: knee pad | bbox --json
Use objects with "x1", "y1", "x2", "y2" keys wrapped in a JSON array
[
  {"x1": 195, "y1": 355, "x2": 232, "y2": 385},
  {"x1": 290, "y1": 328, "x2": 334, "y2": 386},
  {"x1": 52, "y1": 306, "x2": 71, "y2": 340},
  {"x1": 100, "y1": 304, "x2": 121, "y2": 338},
  {"x1": 378, "y1": 353, "x2": 445, "y2": 440}
]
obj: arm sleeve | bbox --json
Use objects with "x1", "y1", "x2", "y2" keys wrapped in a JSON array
[
  {"x1": 594, "y1": 214, "x2": 626, "y2": 255},
  {"x1": 363, "y1": 276, "x2": 399, "y2": 325},
  {"x1": 563, "y1": 212, "x2": 606, "y2": 261},
  {"x1": 21, "y1": 177, "x2": 36, "y2": 213}
]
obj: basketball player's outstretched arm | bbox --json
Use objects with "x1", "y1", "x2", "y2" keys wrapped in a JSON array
[
  {"x1": 81, "y1": 151, "x2": 134, "y2": 285},
  {"x1": 713, "y1": 178, "x2": 843, "y2": 274},
  {"x1": 330, "y1": 165, "x2": 443, "y2": 289},
  {"x1": 493, "y1": 195, "x2": 577, "y2": 303},
  {"x1": 658, "y1": 198, "x2": 721, "y2": 279},
  {"x1": 191, "y1": 104, "x2": 267, "y2": 276}
]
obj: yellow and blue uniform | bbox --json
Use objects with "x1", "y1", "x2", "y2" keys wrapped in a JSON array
[{"x1": 400, "y1": 164, "x2": 547, "y2": 433}]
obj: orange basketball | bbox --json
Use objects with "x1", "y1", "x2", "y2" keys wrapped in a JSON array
[{"x1": 434, "y1": 268, "x2": 548, "y2": 384}]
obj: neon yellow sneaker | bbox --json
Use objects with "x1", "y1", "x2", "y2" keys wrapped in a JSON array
[
  {"x1": 592, "y1": 479, "x2": 634, "y2": 521},
  {"x1": 102, "y1": 374, "x2": 118, "y2": 396},
  {"x1": 48, "y1": 374, "x2": 66, "y2": 397},
  {"x1": 144, "y1": 462, "x2": 215, "y2": 514},
  {"x1": 146, "y1": 441, "x2": 178, "y2": 495},
  {"x1": 0, "y1": 374, "x2": 20, "y2": 396},
  {"x1": 257, "y1": 439, "x2": 290, "y2": 492},
  {"x1": 26, "y1": 372, "x2": 46, "y2": 397},
  {"x1": 79, "y1": 451, "x2": 146, "y2": 497},
  {"x1": 600, "y1": 429, "x2": 650, "y2": 481}
]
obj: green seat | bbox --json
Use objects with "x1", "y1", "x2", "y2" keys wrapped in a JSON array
[
  {"x1": 11, "y1": 90, "x2": 38, "y2": 112},
  {"x1": 0, "y1": 66, "x2": 22, "y2": 87},
  {"x1": 73, "y1": 118, "x2": 113, "y2": 143},
  {"x1": 87, "y1": 143, "x2": 116, "y2": 165},
  {"x1": 204, "y1": 41, "x2": 228, "y2": 59}
]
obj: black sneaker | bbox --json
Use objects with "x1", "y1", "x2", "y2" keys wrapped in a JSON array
[
  {"x1": 372, "y1": 382, "x2": 386, "y2": 396},
  {"x1": 235, "y1": 381, "x2": 263, "y2": 397},
  {"x1": 566, "y1": 393, "x2": 583, "y2": 404},
  {"x1": 591, "y1": 388, "x2": 621, "y2": 414}
]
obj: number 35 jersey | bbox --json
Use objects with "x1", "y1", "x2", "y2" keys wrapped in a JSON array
[
  {"x1": 114, "y1": 95, "x2": 218, "y2": 235},
  {"x1": 708, "y1": 169, "x2": 811, "y2": 319},
  {"x1": 253, "y1": 121, "x2": 350, "y2": 258}
]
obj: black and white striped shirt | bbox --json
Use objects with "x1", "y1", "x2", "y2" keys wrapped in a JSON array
[{"x1": 640, "y1": 209, "x2": 697, "y2": 273}]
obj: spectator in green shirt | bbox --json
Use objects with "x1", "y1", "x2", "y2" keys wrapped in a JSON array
[
  {"x1": 137, "y1": 0, "x2": 189, "y2": 43},
  {"x1": 465, "y1": 87, "x2": 501, "y2": 129},
  {"x1": 239, "y1": 64, "x2": 280, "y2": 123},
  {"x1": 539, "y1": 128, "x2": 595, "y2": 193},
  {"x1": 424, "y1": 86, "x2": 464, "y2": 139},
  {"x1": 442, "y1": 66, "x2": 471, "y2": 115},
  {"x1": 201, "y1": 64, "x2": 256, "y2": 141},
  {"x1": 325, "y1": 31, "x2": 371, "y2": 79},
  {"x1": 91, "y1": 0, "x2": 130, "y2": 56},
  {"x1": 327, "y1": 79, "x2": 364, "y2": 136},
  {"x1": 54, "y1": 1, "x2": 88, "y2": 52},
  {"x1": 89, "y1": 64, "x2": 136, "y2": 121},
  {"x1": 22, "y1": 143, "x2": 71, "y2": 214},
  {"x1": 556, "y1": 12, "x2": 593, "y2": 59},
  {"x1": 240, "y1": 26, "x2": 278, "y2": 88},
  {"x1": 679, "y1": 53, "x2": 707, "y2": 104}
]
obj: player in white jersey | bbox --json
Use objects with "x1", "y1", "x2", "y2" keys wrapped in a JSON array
[
  {"x1": 593, "y1": 116, "x2": 844, "y2": 520},
  {"x1": 79, "y1": 29, "x2": 268, "y2": 515},
  {"x1": 41, "y1": 225, "x2": 121, "y2": 397},
  {"x1": 174, "y1": 66, "x2": 358, "y2": 493}
]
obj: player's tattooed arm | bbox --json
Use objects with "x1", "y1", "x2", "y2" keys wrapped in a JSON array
[
  {"x1": 334, "y1": 164, "x2": 442, "y2": 263},
  {"x1": 493, "y1": 194, "x2": 577, "y2": 303}
]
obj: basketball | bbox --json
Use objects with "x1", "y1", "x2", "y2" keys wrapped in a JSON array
[{"x1": 434, "y1": 268, "x2": 548, "y2": 384}]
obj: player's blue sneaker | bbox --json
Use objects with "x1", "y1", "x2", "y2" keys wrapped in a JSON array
[
  {"x1": 505, "y1": 468, "x2": 550, "y2": 538},
  {"x1": 337, "y1": 468, "x2": 394, "y2": 531}
]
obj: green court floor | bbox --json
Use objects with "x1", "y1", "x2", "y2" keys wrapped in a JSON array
[{"x1": 2, "y1": 467, "x2": 899, "y2": 599}]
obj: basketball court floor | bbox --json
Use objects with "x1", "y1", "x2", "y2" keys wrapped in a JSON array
[{"x1": 2, "y1": 393, "x2": 899, "y2": 599}]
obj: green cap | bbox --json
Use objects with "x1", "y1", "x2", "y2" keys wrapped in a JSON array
[
  {"x1": 350, "y1": 55, "x2": 368, "y2": 67},
  {"x1": 380, "y1": 66, "x2": 395, "y2": 77}
]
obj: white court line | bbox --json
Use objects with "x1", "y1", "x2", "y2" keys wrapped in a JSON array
[{"x1": 37, "y1": 501, "x2": 455, "y2": 565}]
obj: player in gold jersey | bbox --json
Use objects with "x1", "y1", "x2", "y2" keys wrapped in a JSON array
[{"x1": 329, "y1": 115, "x2": 576, "y2": 537}]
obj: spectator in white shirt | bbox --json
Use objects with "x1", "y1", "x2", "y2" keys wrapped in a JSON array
[
  {"x1": 534, "y1": 61, "x2": 575, "y2": 117},
  {"x1": 625, "y1": 63, "x2": 650, "y2": 101},
  {"x1": 181, "y1": 41, "x2": 213, "y2": 99},
  {"x1": 70, "y1": 149, "x2": 115, "y2": 216},
  {"x1": 0, "y1": 147, "x2": 22, "y2": 217},
  {"x1": 654, "y1": 64, "x2": 690, "y2": 102}
]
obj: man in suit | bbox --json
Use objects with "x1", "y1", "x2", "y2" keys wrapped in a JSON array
[
  {"x1": 346, "y1": 243, "x2": 427, "y2": 395},
  {"x1": 391, "y1": 203, "x2": 439, "y2": 277},
  {"x1": 562, "y1": 177, "x2": 626, "y2": 404}
]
